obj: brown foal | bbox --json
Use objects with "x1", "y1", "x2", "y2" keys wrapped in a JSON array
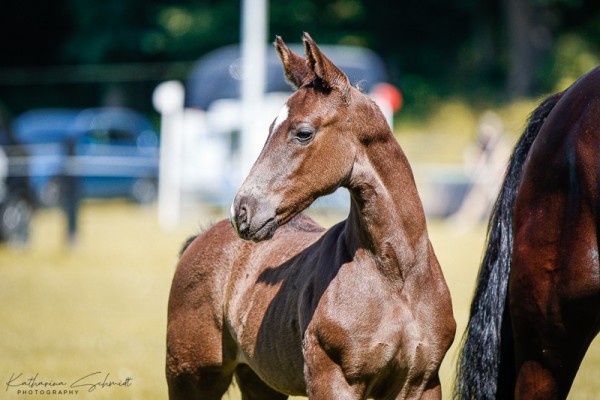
[{"x1": 166, "y1": 33, "x2": 455, "y2": 400}]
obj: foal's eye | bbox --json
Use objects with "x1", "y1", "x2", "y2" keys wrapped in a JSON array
[{"x1": 294, "y1": 128, "x2": 315, "y2": 144}]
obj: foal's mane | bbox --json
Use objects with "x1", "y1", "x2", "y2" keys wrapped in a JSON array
[
  {"x1": 178, "y1": 221, "x2": 220, "y2": 257},
  {"x1": 179, "y1": 235, "x2": 198, "y2": 257}
]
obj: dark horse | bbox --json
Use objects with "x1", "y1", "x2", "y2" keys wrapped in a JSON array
[
  {"x1": 454, "y1": 65, "x2": 600, "y2": 399},
  {"x1": 166, "y1": 33, "x2": 456, "y2": 399}
]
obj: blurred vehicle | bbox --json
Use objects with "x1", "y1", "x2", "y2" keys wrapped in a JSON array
[
  {"x1": 0, "y1": 129, "x2": 34, "y2": 245},
  {"x1": 186, "y1": 43, "x2": 401, "y2": 112},
  {"x1": 10, "y1": 107, "x2": 159, "y2": 207},
  {"x1": 177, "y1": 43, "x2": 401, "y2": 206}
]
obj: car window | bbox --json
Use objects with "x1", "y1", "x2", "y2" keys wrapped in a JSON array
[
  {"x1": 81, "y1": 129, "x2": 136, "y2": 146},
  {"x1": 108, "y1": 130, "x2": 136, "y2": 145},
  {"x1": 185, "y1": 44, "x2": 391, "y2": 110}
]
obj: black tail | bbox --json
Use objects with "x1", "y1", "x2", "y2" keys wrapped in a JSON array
[{"x1": 453, "y1": 92, "x2": 562, "y2": 400}]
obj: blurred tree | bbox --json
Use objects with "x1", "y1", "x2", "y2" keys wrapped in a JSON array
[
  {"x1": 0, "y1": 0, "x2": 71, "y2": 66},
  {"x1": 537, "y1": 0, "x2": 600, "y2": 90},
  {"x1": 270, "y1": 0, "x2": 367, "y2": 46},
  {"x1": 0, "y1": 0, "x2": 599, "y2": 115},
  {"x1": 505, "y1": 0, "x2": 537, "y2": 97},
  {"x1": 62, "y1": 0, "x2": 241, "y2": 63}
]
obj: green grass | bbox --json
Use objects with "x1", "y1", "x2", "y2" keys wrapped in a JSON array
[
  {"x1": 1, "y1": 97, "x2": 599, "y2": 398},
  {"x1": 0, "y1": 202, "x2": 184, "y2": 399},
  {"x1": 1, "y1": 200, "x2": 599, "y2": 399}
]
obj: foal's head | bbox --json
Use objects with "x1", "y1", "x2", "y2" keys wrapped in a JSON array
[{"x1": 230, "y1": 33, "x2": 390, "y2": 241}]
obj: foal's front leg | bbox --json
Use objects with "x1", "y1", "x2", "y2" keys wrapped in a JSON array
[
  {"x1": 392, "y1": 368, "x2": 442, "y2": 400},
  {"x1": 303, "y1": 335, "x2": 366, "y2": 400},
  {"x1": 412, "y1": 375, "x2": 442, "y2": 400}
]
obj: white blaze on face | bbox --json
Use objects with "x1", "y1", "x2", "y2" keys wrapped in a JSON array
[{"x1": 272, "y1": 104, "x2": 289, "y2": 132}]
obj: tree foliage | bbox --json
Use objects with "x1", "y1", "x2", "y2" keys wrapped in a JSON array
[{"x1": 0, "y1": 0, "x2": 598, "y2": 116}]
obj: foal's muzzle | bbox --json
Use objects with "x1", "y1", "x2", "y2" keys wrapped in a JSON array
[{"x1": 230, "y1": 195, "x2": 278, "y2": 242}]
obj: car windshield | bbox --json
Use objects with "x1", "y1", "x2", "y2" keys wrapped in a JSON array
[{"x1": 185, "y1": 44, "x2": 390, "y2": 110}]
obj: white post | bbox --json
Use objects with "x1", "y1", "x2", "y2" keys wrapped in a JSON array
[
  {"x1": 240, "y1": 0, "x2": 267, "y2": 178},
  {"x1": 152, "y1": 80, "x2": 185, "y2": 230}
]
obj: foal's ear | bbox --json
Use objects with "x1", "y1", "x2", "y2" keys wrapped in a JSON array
[
  {"x1": 303, "y1": 32, "x2": 350, "y2": 92},
  {"x1": 275, "y1": 36, "x2": 311, "y2": 89}
]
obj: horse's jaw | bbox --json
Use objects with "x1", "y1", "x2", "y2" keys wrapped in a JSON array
[
  {"x1": 230, "y1": 196, "x2": 280, "y2": 242},
  {"x1": 238, "y1": 217, "x2": 279, "y2": 242}
]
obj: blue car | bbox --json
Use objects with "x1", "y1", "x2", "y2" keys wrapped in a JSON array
[{"x1": 10, "y1": 107, "x2": 159, "y2": 207}]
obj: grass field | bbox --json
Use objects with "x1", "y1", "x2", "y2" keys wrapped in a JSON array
[{"x1": 1, "y1": 199, "x2": 599, "y2": 399}]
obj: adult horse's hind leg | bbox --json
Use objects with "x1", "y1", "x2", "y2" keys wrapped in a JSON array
[
  {"x1": 510, "y1": 288, "x2": 599, "y2": 399},
  {"x1": 510, "y1": 229, "x2": 600, "y2": 399},
  {"x1": 235, "y1": 364, "x2": 288, "y2": 400}
]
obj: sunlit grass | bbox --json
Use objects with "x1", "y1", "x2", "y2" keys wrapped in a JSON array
[
  {"x1": 0, "y1": 201, "x2": 188, "y2": 399},
  {"x1": 1, "y1": 198, "x2": 599, "y2": 399}
]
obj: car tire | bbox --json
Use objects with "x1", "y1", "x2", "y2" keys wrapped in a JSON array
[
  {"x1": 0, "y1": 194, "x2": 33, "y2": 246},
  {"x1": 39, "y1": 177, "x2": 63, "y2": 207},
  {"x1": 131, "y1": 177, "x2": 158, "y2": 204}
]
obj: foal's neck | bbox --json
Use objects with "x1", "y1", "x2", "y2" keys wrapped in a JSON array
[{"x1": 344, "y1": 127, "x2": 430, "y2": 281}]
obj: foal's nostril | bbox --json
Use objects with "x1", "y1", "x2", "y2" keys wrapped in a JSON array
[
  {"x1": 230, "y1": 196, "x2": 252, "y2": 238},
  {"x1": 238, "y1": 204, "x2": 247, "y2": 221}
]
